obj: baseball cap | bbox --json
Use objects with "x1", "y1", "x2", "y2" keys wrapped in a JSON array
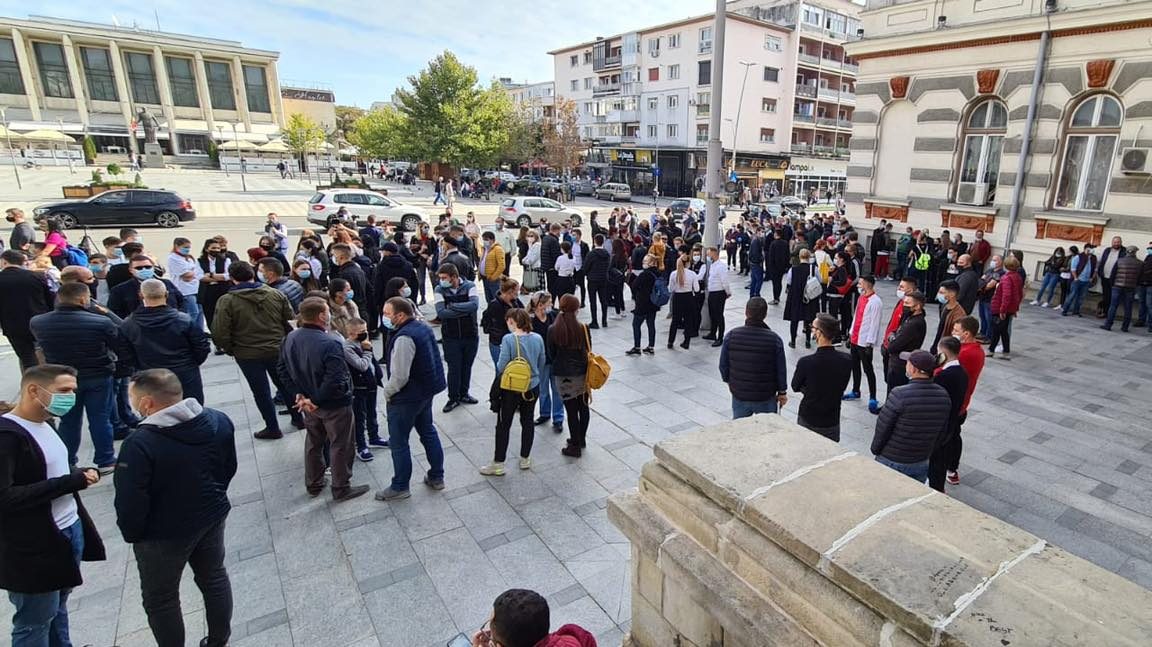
[{"x1": 899, "y1": 350, "x2": 937, "y2": 374}]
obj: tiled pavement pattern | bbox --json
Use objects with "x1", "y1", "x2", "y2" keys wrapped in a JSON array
[{"x1": 1, "y1": 279, "x2": 1150, "y2": 646}]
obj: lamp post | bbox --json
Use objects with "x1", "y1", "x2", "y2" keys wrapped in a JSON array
[
  {"x1": 230, "y1": 122, "x2": 247, "y2": 192},
  {"x1": 730, "y1": 61, "x2": 756, "y2": 181},
  {"x1": 0, "y1": 106, "x2": 21, "y2": 189},
  {"x1": 703, "y1": 0, "x2": 728, "y2": 248},
  {"x1": 216, "y1": 125, "x2": 228, "y2": 177},
  {"x1": 58, "y1": 119, "x2": 74, "y2": 174}
]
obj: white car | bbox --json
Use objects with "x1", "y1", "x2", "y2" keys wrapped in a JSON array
[
  {"x1": 307, "y1": 189, "x2": 428, "y2": 231},
  {"x1": 499, "y1": 197, "x2": 583, "y2": 228}
]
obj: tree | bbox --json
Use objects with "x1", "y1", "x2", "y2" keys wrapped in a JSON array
[
  {"x1": 502, "y1": 100, "x2": 545, "y2": 164},
  {"x1": 334, "y1": 105, "x2": 365, "y2": 137},
  {"x1": 82, "y1": 135, "x2": 97, "y2": 164},
  {"x1": 393, "y1": 51, "x2": 514, "y2": 167},
  {"x1": 542, "y1": 97, "x2": 584, "y2": 176},
  {"x1": 350, "y1": 105, "x2": 412, "y2": 161},
  {"x1": 281, "y1": 112, "x2": 327, "y2": 155}
]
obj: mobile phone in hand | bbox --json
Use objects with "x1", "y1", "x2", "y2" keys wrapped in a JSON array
[{"x1": 446, "y1": 633, "x2": 472, "y2": 647}]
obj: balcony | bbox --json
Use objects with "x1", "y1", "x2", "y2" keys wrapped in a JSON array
[
  {"x1": 795, "y1": 84, "x2": 817, "y2": 99},
  {"x1": 696, "y1": 104, "x2": 711, "y2": 117},
  {"x1": 841, "y1": 61, "x2": 859, "y2": 75},
  {"x1": 837, "y1": 118, "x2": 854, "y2": 129},
  {"x1": 593, "y1": 54, "x2": 622, "y2": 72},
  {"x1": 816, "y1": 116, "x2": 837, "y2": 128},
  {"x1": 798, "y1": 53, "x2": 821, "y2": 67},
  {"x1": 790, "y1": 142, "x2": 848, "y2": 158},
  {"x1": 621, "y1": 134, "x2": 637, "y2": 144},
  {"x1": 817, "y1": 86, "x2": 840, "y2": 101},
  {"x1": 699, "y1": 41, "x2": 713, "y2": 54},
  {"x1": 607, "y1": 109, "x2": 638, "y2": 123},
  {"x1": 794, "y1": 113, "x2": 814, "y2": 124},
  {"x1": 592, "y1": 82, "x2": 621, "y2": 96}
]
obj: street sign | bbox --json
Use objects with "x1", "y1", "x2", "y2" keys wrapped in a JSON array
[
  {"x1": 653, "y1": 167, "x2": 662, "y2": 178},
  {"x1": 725, "y1": 181, "x2": 737, "y2": 192},
  {"x1": 728, "y1": 170, "x2": 738, "y2": 182}
]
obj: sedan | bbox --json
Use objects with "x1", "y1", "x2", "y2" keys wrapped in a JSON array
[
  {"x1": 669, "y1": 197, "x2": 707, "y2": 219},
  {"x1": 499, "y1": 197, "x2": 583, "y2": 228},
  {"x1": 32, "y1": 189, "x2": 196, "y2": 229}
]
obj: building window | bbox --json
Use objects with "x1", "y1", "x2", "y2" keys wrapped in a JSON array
[
  {"x1": 763, "y1": 66, "x2": 779, "y2": 82},
  {"x1": 205, "y1": 61, "x2": 236, "y2": 110},
  {"x1": 667, "y1": 124, "x2": 678, "y2": 138},
  {"x1": 1055, "y1": 94, "x2": 1121, "y2": 212},
  {"x1": 584, "y1": 77, "x2": 592, "y2": 90},
  {"x1": 764, "y1": 35, "x2": 782, "y2": 52},
  {"x1": 648, "y1": 37, "x2": 661, "y2": 56},
  {"x1": 699, "y1": 27, "x2": 712, "y2": 54},
  {"x1": 81, "y1": 47, "x2": 117, "y2": 102},
  {"x1": 647, "y1": 97, "x2": 658, "y2": 110},
  {"x1": 760, "y1": 128, "x2": 775, "y2": 143},
  {"x1": 0, "y1": 39, "x2": 24, "y2": 95},
  {"x1": 668, "y1": 33, "x2": 681, "y2": 49},
  {"x1": 570, "y1": 79, "x2": 578, "y2": 92},
  {"x1": 698, "y1": 61, "x2": 711, "y2": 86},
  {"x1": 668, "y1": 64, "x2": 680, "y2": 80},
  {"x1": 583, "y1": 51, "x2": 592, "y2": 64},
  {"x1": 761, "y1": 98, "x2": 777, "y2": 113},
  {"x1": 648, "y1": 67, "x2": 659, "y2": 82},
  {"x1": 165, "y1": 56, "x2": 198, "y2": 107},
  {"x1": 955, "y1": 99, "x2": 1007, "y2": 206},
  {"x1": 34, "y1": 42, "x2": 73, "y2": 98},
  {"x1": 123, "y1": 52, "x2": 159, "y2": 105},
  {"x1": 803, "y1": 7, "x2": 822, "y2": 25},
  {"x1": 648, "y1": 125, "x2": 657, "y2": 138},
  {"x1": 826, "y1": 12, "x2": 847, "y2": 35},
  {"x1": 696, "y1": 124, "x2": 709, "y2": 143},
  {"x1": 244, "y1": 65, "x2": 271, "y2": 112},
  {"x1": 570, "y1": 55, "x2": 578, "y2": 67},
  {"x1": 667, "y1": 94, "x2": 678, "y2": 109}
]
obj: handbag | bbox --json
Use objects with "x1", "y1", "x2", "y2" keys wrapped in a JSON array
[{"x1": 583, "y1": 325, "x2": 611, "y2": 390}]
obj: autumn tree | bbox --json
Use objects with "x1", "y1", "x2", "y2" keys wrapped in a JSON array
[{"x1": 541, "y1": 97, "x2": 583, "y2": 176}]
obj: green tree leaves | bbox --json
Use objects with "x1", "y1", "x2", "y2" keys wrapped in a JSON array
[{"x1": 281, "y1": 112, "x2": 327, "y2": 154}]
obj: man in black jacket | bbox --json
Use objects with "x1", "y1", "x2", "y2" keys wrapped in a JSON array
[
  {"x1": 719, "y1": 297, "x2": 788, "y2": 419},
  {"x1": 766, "y1": 230, "x2": 791, "y2": 305},
  {"x1": 104, "y1": 241, "x2": 145, "y2": 291},
  {"x1": 871, "y1": 350, "x2": 952, "y2": 483},
  {"x1": 278, "y1": 297, "x2": 370, "y2": 501},
  {"x1": 114, "y1": 369, "x2": 236, "y2": 647},
  {"x1": 954, "y1": 254, "x2": 980, "y2": 315},
  {"x1": 791, "y1": 314, "x2": 853, "y2": 441},
  {"x1": 0, "y1": 364, "x2": 105, "y2": 647},
  {"x1": 330, "y1": 243, "x2": 371, "y2": 327},
  {"x1": 30, "y1": 282, "x2": 125, "y2": 472},
  {"x1": 373, "y1": 242, "x2": 419, "y2": 309},
  {"x1": 0, "y1": 249, "x2": 53, "y2": 370},
  {"x1": 928, "y1": 338, "x2": 969, "y2": 493},
  {"x1": 120, "y1": 279, "x2": 211, "y2": 403},
  {"x1": 540, "y1": 224, "x2": 562, "y2": 299},
  {"x1": 108, "y1": 254, "x2": 185, "y2": 318},
  {"x1": 583, "y1": 234, "x2": 611, "y2": 328},
  {"x1": 883, "y1": 291, "x2": 927, "y2": 398},
  {"x1": 747, "y1": 229, "x2": 765, "y2": 297}
]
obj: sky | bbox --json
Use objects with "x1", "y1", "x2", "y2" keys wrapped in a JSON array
[{"x1": 6, "y1": 0, "x2": 709, "y2": 107}]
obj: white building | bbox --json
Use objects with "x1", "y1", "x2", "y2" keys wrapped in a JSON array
[
  {"x1": 500, "y1": 78, "x2": 555, "y2": 122},
  {"x1": 550, "y1": 0, "x2": 861, "y2": 198}
]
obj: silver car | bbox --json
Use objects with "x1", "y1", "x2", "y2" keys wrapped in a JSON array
[
  {"x1": 595, "y1": 182, "x2": 632, "y2": 202},
  {"x1": 307, "y1": 188, "x2": 428, "y2": 231},
  {"x1": 499, "y1": 197, "x2": 584, "y2": 228}
]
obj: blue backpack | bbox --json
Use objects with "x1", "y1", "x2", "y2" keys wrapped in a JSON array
[
  {"x1": 650, "y1": 275, "x2": 671, "y2": 308},
  {"x1": 62, "y1": 244, "x2": 89, "y2": 268}
]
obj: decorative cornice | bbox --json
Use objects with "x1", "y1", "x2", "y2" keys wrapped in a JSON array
[
  {"x1": 889, "y1": 75, "x2": 910, "y2": 99},
  {"x1": 1086, "y1": 59, "x2": 1116, "y2": 89},
  {"x1": 976, "y1": 69, "x2": 1000, "y2": 94}
]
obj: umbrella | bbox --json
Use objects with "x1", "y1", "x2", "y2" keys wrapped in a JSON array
[
  {"x1": 0, "y1": 126, "x2": 23, "y2": 144},
  {"x1": 317, "y1": 141, "x2": 335, "y2": 151},
  {"x1": 219, "y1": 140, "x2": 257, "y2": 151},
  {"x1": 258, "y1": 140, "x2": 291, "y2": 153},
  {"x1": 20, "y1": 129, "x2": 76, "y2": 144},
  {"x1": 338, "y1": 146, "x2": 358, "y2": 156}
]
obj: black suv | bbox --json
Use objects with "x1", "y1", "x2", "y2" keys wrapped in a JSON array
[{"x1": 33, "y1": 189, "x2": 196, "y2": 229}]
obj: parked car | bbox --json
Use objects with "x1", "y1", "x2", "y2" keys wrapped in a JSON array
[
  {"x1": 569, "y1": 179, "x2": 597, "y2": 196},
  {"x1": 32, "y1": 189, "x2": 196, "y2": 229},
  {"x1": 499, "y1": 197, "x2": 584, "y2": 228},
  {"x1": 307, "y1": 188, "x2": 428, "y2": 231},
  {"x1": 669, "y1": 198, "x2": 707, "y2": 219},
  {"x1": 595, "y1": 182, "x2": 632, "y2": 202}
]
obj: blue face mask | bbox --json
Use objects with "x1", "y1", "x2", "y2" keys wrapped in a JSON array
[
  {"x1": 297, "y1": 269, "x2": 312, "y2": 279},
  {"x1": 401, "y1": 286, "x2": 412, "y2": 298},
  {"x1": 439, "y1": 279, "x2": 452, "y2": 289},
  {"x1": 134, "y1": 268, "x2": 155, "y2": 280},
  {"x1": 88, "y1": 264, "x2": 103, "y2": 274},
  {"x1": 178, "y1": 247, "x2": 192, "y2": 255},
  {"x1": 41, "y1": 390, "x2": 76, "y2": 417},
  {"x1": 345, "y1": 290, "x2": 355, "y2": 301},
  {"x1": 381, "y1": 318, "x2": 396, "y2": 330},
  {"x1": 113, "y1": 248, "x2": 125, "y2": 258},
  {"x1": 936, "y1": 293, "x2": 947, "y2": 304}
]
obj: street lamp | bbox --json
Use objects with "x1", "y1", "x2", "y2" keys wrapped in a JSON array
[
  {"x1": 729, "y1": 61, "x2": 756, "y2": 179},
  {"x1": 58, "y1": 118, "x2": 74, "y2": 174},
  {"x1": 230, "y1": 122, "x2": 247, "y2": 192},
  {"x1": 215, "y1": 125, "x2": 228, "y2": 177},
  {"x1": 0, "y1": 106, "x2": 21, "y2": 190}
]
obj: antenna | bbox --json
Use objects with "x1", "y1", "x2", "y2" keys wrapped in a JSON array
[
  {"x1": 111, "y1": 14, "x2": 120, "y2": 27},
  {"x1": 154, "y1": 7, "x2": 161, "y2": 31}
]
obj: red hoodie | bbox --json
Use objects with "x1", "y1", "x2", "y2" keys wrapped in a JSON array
[
  {"x1": 536, "y1": 624, "x2": 598, "y2": 647},
  {"x1": 882, "y1": 302, "x2": 903, "y2": 350}
]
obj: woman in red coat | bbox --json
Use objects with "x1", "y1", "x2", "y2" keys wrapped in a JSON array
[{"x1": 987, "y1": 254, "x2": 1023, "y2": 359}]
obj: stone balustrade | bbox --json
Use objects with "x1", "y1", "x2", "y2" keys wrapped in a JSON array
[{"x1": 609, "y1": 415, "x2": 1152, "y2": 646}]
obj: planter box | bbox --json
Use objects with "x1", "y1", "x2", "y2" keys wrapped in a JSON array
[{"x1": 62, "y1": 185, "x2": 94, "y2": 198}]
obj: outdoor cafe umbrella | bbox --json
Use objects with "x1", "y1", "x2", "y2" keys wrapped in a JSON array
[
  {"x1": 0, "y1": 126, "x2": 23, "y2": 145},
  {"x1": 257, "y1": 140, "x2": 291, "y2": 153},
  {"x1": 219, "y1": 140, "x2": 258, "y2": 151},
  {"x1": 20, "y1": 129, "x2": 75, "y2": 144}
]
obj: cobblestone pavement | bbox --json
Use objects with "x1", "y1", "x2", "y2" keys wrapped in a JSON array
[{"x1": 1, "y1": 269, "x2": 1150, "y2": 646}]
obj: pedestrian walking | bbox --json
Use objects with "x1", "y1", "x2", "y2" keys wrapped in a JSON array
[
  {"x1": 375, "y1": 297, "x2": 448, "y2": 501},
  {"x1": 433, "y1": 176, "x2": 446, "y2": 205},
  {"x1": 791, "y1": 314, "x2": 853, "y2": 441},
  {"x1": 120, "y1": 279, "x2": 211, "y2": 403},
  {"x1": 114, "y1": 369, "x2": 236, "y2": 647},
  {"x1": 0, "y1": 249, "x2": 53, "y2": 370},
  {"x1": 480, "y1": 308, "x2": 545, "y2": 476},
  {"x1": 871, "y1": 350, "x2": 952, "y2": 483},
  {"x1": 843, "y1": 275, "x2": 884, "y2": 413},
  {"x1": 434, "y1": 262, "x2": 481, "y2": 412},
  {"x1": 927, "y1": 338, "x2": 969, "y2": 493},
  {"x1": 548, "y1": 295, "x2": 592, "y2": 457},
  {"x1": 719, "y1": 297, "x2": 788, "y2": 418}
]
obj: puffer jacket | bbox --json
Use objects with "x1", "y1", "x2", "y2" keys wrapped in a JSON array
[
  {"x1": 582, "y1": 247, "x2": 610, "y2": 284},
  {"x1": 990, "y1": 270, "x2": 1023, "y2": 316},
  {"x1": 29, "y1": 305, "x2": 123, "y2": 378},
  {"x1": 1113, "y1": 255, "x2": 1142, "y2": 289},
  {"x1": 210, "y1": 283, "x2": 294, "y2": 359},
  {"x1": 871, "y1": 379, "x2": 952, "y2": 463},
  {"x1": 120, "y1": 305, "x2": 210, "y2": 371}
]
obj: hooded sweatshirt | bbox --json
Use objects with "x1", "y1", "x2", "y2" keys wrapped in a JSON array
[
  {"x1": 536, "y1": 624, "x2": 598, "y2": 647},
  {"x1": 113, "y1": 399, "x2": 237, "y2": 543}
]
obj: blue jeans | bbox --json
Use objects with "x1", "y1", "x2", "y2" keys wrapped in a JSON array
[
  {"x1": 386, "y1": 397, "x2": 445, "y2": 491},
  {"x1": 1035, "y1": 272, "x2": 1060, "y2": 304},
  {"x1": 1062, "y1": 279, "x2": 1090, "y2": 315},
  {"x1": 235, "y1": 357, "x2": 283, "y2": 434},
  {"x1": 488, "y1": 343, "x2": 501, "y2": 366},
  {"x1": 8, "y1": 520, "x2": 83, "y2": 647},
  {"x1": 58, "y1": 374, "x2": 115, "y2": 467},
  {"x1": 732, "y1": 397, "x2": 778, "y2": 419},
  {"x1": 875, "y1": 455, "x2": 929, "y2": 484},
  {"x1": 1105, "y1": 286, "x2": 1136, "y2": 329},
  {"x1": 977, "y1": 300, "x2": 993, "y2": 338},
  {"x1": 441, "y1": 336, "x2": 479, "y2": 401},
  {"x1": 483, "y1": 279, "x2": 500, "y2": 304},
  {"x1": 181, "y1": 293, "x2": 203, "y2": 329},
  {"x1": 352, "y1": 389, "x2": 382, "y2": 450},
  {"x1": 748, "y1": 265, "x2": 764, "y2": 297},
  {"x1": 110, "y1": 376, "x2": 139, "y2": 433},
  {"x1": 433, "y1": 191, "x2": 445, "y2": 205},
  {"x1": 538, "y1": 364, "x2": 564, "y2": 423},
  {"x1": 1138, "y1": 286, "x2": 1152, "y2": 329}
]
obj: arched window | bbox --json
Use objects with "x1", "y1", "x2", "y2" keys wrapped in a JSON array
[
  {"x1": 1055, "y1": 94, "x2": 1121, "y2": 211},
  {"x1": 955, "y1": 99, "x2": 1007, "y2": 206}
]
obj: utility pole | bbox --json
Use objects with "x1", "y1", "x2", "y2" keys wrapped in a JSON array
[
  {"x1": 730, "y1": 61, "x2": 755, "y2": 180},
  {"x1": 703, "y1": 0, "x2": 727, "y2": 248}
]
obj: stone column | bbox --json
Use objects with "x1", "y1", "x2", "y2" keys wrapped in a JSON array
[
  {"x1": 9, "y1": 28, "x2": 41, "y2": 121},
  {"x1": 265, "y1": 59, "x2": 284, "y2": 130},
  {"x1": 231, "y1": 56, "x2": 251, "y2": 132},
  {"x1": 193, "y1": 51, "x2": 214, "y2": 136},
  {"x1": 107, "y1": 40, "x2": 136, "y2": 154},
  {"x1": 60, "y1": 34, "x2": 89, "y2": 126},
  {"x1": 151, "y1": 45, "x2": 179, "y2": 154}
]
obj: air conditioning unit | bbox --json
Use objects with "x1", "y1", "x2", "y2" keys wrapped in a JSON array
[
  {"x1": 1120, "y1": 147, "x2": 1151, "y2": 174},
  {"x1": 650, "y1": 49, "x2": 660, "y2": 58},
  {"x1": 956, "y1": 182, "x2": 990, "y2": 206}
]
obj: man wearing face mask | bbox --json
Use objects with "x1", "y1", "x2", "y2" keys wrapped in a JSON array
[
  {"x1": 975, "y1": 255, "x2": 1004, "y2": 339},
  {"x1": 969, "y1": 230, "x2": 991, "y2": 275},
  {"x1": 930, "y1": 280, "x2": 966, "y2": 355},
  {"x1": 954, "y1": 254, "x2": 979, "y2": 315},
  {"x1": 113, "y1": 369, "x2": 236, "y2": 647},
  {"x1": 105, "y1": 242, "x2": 145, "y2": 290},
  {"x1": 119, "y1": 279, "x2": 211, "y2": 404},
  {"x1": 582, "y1": 234, "x2": 611, "y2": 329},
  {"x1": 1102, "y1": 246, "x2": 1142, "y2": 332},
  {"x1": 330, "y1": 243, "x2": 371, "y2": 327},
  {"x1": 928, "y1": 337, "x2": 969, "y2": 493},
  {"x1": 881, "y1": 290, "x2": 927, "y2": 399},
  {"x1": 167, "y1": 237, "x2": 204, "y2": 327},
  {"x1": 493, "y1": 216, "x2": 517, "y2": 275},
  {"x1": 257, "y1": 258, "x2": 303, "y2": 312},
  {"x1": 945, "y1": 316, "x2": 985, "y2": 485},
  {"x1": 5, "y1": 207, "x2": 36, "y2": 251},
  {"x1": 30, "y1": 282, "x2": 126, "y2": 472},
  {"x1": 0, "y1": 364, "x2": 106, "y2": 647},
  {"x1": 373, "y1": 242, "x2": 419, "y2": 316},
  {"x1": 108, "y1": 255, "x2": 184, "y2": 319},
  {"x1": 434, "y1": 262, "x2": 481, "y2": 412}
]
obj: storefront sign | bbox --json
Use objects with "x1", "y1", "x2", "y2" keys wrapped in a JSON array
[
  {"x1": 785, "y1": 157, "x2": 846, "y2": 177},
  {"x1": 635, "y1": 150, "x2": 652, "y2": 164},
  {"x1": 613, "y1": 149, "x2": 636, "y2": 164},
  {"x1": 735, "y1": 155, "x2": 789, "y2": 170},
  {"x1": 281, "y1": 88, "x2": 335, "y2": 102}
]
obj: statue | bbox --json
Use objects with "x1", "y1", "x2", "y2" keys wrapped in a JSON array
[{"x1": 136, "y1": 107, "x2": 160, "y2": 144}]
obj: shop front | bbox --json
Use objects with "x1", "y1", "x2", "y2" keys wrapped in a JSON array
[
  {"x1": 785, "y1": 156, "x2": 847, "y2": 203},
  {"x1": 732, "y1": 154, "x2": 789, "y2": 200},
  {"x1": 609, "y1": 148, "x2": 656, "y2": 195}
]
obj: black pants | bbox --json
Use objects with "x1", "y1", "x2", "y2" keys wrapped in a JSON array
[
  {"x1": 563, "y1": 395, "x2": 590, "y2": 448},
  {"x1": 573, "y1": 270, "x2": 587, "y2": 305},
  {"x1": 884, "y1": 356, "x2": 908, "y2": 396},
  {"x1": 828, "y1": 296, "x2": 849, "y2": 340},
  {"x1": 928, "y1": 412, "x2": 966, "y2": 492},
  {"x1": 495, "y1": 387, "x2": 538, "y2": 462},
  {"x1": 850, "y1": 344, "x2": 877, "y2": 399},
  {"x1": 988, "y1": 314, "x2": 1013, "y2": 353},
  {"x1": 134, "y1": 518, "x2": 232, "y2": 647},
  {"x1": 738, "y1": 248, "x2": 748, "y2": 274},
  {"x1": 706, "y1": 291, "x2": 728, "y2": 338},
  {"x1": 1099, "y1": 277, "x2": 1113, "y2": 315},
  {"x1": 6, "y1": 333, "x2": 38, "y2": 371},
  {"x1": 609, "y1": 282, "x2": 625, "y2": 314},
  {"x1": 769, "y1": 275, "x2": 783, "y2": 302},
  {"x1": 789, "y1": 319, "x2": 811, "y2": 346},
  {"x1": 545, "y1": 270, "x2": 561, "y2": 299},
  {"x1": 170, "y1": 365, "x2": 205, "y2": 405},
  {"x1": 587, "y1": 282, "x2": 608, "y2": 325},
  {"x1": 726, "y1": 247, "x2": 736, "y2": 267},
  {"x1": 631, "y1": 311, "x2": 657, "y2": 348}
]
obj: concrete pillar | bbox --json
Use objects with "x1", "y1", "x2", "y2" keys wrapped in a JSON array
[
  {"x1": 60, "y1": 35, "x2": 89, "y2": 126},
  {"x1": 107, "y1": 40, "x2": 136, "y2": 154},
  {"x1": 193, "y1": 51, "x2": 214, "y2": 136},
  {"x1": 151, "y1": 45, "x2": 179, "y2": 154},
  {"x1": 265, "y1": 59, "x2": 284, "y2": 130},
  {"x1": 10, "y1": 28, "x2": 41, "y2": 121},
  {"x1": 231, "y1": 56, "x2": 251, "y2": 132}
]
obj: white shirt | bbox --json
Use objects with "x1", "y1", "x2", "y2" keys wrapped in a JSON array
[
  {"x1": 555, "y1": 254, "x2": 577, "y2": 277},
  {"x1": 571, "y1": 240, "x2": 584, "y2": 268},
  {"x1": 167, "y1": 252, "x2": 203, "y2": 296},
  {"x1": 670, "y1": 268, "x2": 699, "y2": 293},
  {"x1": 3, "y1": 413, "x2": 78, "y2": 530},
  {"x1": 522, "y1": 241, "x2": 541, "y2": 269},
  {"x1": 706, "y1": 258, "x2": 731, "y2": 293}
]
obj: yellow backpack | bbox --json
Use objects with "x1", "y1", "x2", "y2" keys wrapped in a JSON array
[
  {"x1": 499, "y1": 335, "x2": 534, "y2": 394},
  {"x1": 584, "y1": 325, "x2": 611, "y2": 390}
]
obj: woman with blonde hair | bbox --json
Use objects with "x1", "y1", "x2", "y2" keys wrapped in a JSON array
[{"x1": 667, "y1": 251, "x2": 700, "y2": 349}]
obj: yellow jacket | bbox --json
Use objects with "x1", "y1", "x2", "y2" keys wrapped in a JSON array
[{"x1": 483, "y1": 242, "x2": 506, "y2": 280}]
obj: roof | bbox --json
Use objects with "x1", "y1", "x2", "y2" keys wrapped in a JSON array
[{"x1": 547, "y1": 12, "x2": 785, "y2": 55}]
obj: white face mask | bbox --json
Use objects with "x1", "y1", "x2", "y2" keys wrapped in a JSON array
[{"x1": 896, "y1": 289, "x2": 906, "y2": 300}]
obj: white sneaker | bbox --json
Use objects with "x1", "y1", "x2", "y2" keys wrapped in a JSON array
[
  {"x1": 479, "y1": 462, "x2": 505, "y2": 476},
  {"x1": 1030, "y1": 300, "x2": 1039, "y2": 306},
  {"x1": 1040, "y1": 302, "x2": 1049, "y2": 308},
  {"x1": 519, "y1": 457, "x2": 532, "y2": 470}
]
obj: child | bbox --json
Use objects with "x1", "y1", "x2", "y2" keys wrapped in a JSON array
[{"x1": 342, "y1": 318, "x2": 387, "y2": 462}]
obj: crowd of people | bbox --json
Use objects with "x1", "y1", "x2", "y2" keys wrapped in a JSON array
[{"x1": 1, "y1": 192, "x2": 1149, "y2": 646}]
